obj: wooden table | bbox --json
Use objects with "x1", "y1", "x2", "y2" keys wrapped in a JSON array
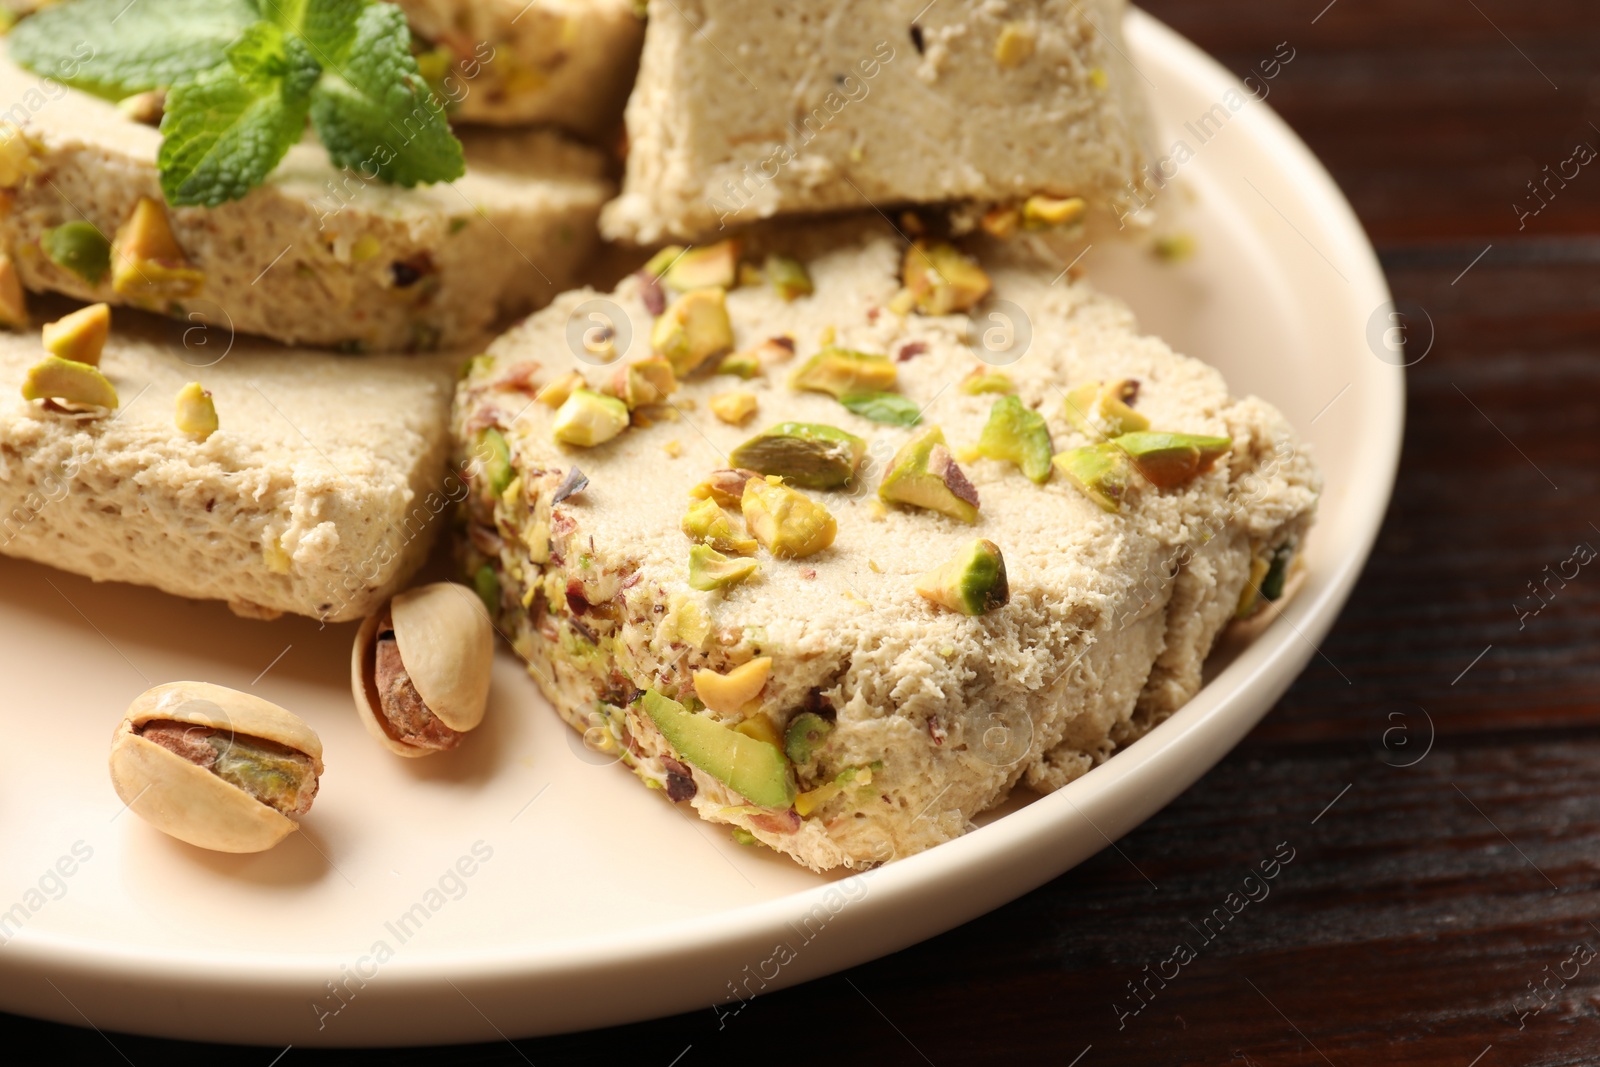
[{"x1": 7, "y1": 1, "x2": 1600, "y2": 1061}]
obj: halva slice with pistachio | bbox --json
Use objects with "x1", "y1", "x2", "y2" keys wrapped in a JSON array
[
  {"x1": 0, "y1": 52, "x2": 610, "y2": 351},
  {"x1": 603, "y1": 0, "x2": 1153, "y2": 242},
  {"x1": 0, "y1": 302, "x2": 459, "y2": 622},
  {"x1": 453, "y1": 225, "x2": 1317, "y2": 871}
]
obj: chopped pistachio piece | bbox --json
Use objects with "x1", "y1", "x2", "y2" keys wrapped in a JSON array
[
  {"x1": 1063, "y1": 379, "x2": 1149, "y2": 439},
  {"x1": 764, "y1": 254, "x2": 814, "y2": 301},
  {"x1": 112, "y1": 197, "x2": 203, "y2": 300},
  {"x1": 605, "y1": 357, "x2": 678, "y2": 409},
  {"x1": 741, "y1": 477, "x2": 837, "y2": 558},
  {"x1": 789, "y1": 346, "x2": 897, "y2": 398},
  {"x1": 1053, "y1": 443, "x2": 1136, "y2": 512},
  {"x1": 960, "y1": 369, "x2": 1016, "y2": 395},
  {"x1": 993, "y1": 21, "x2": 1036, "y2": 67},
  {"x1": 682, "y1": 496, "x2": 758, "y2": 555},
  {"x1": 477, "y1": 427, "x2": 514, "y2": 496},
  {"x1": 1112, "y1": 431, "x2": 1232, "y2": 489},
  {"x1": 1154, "y1": 233, "x2": 1197, "y2": 262},
  {"x1": 473, "y1": 564, "x2": 500, "y2": 616},
  {"x1": 716, "y1": 351, "x2": 761, "y2": 379},
  {"x1": 21, "y1": 355, "x2": 117, "y2": 409},
  {"x1": 41, "y1": 222, "x2": 111, "y2": 286},
  {"x1": 915, "y1": 538, "x2": 1010, "y2": 615},
  {"x1": 878, "y1": 425, "x2": 980, "y2": 522},
  {"x1": 41, "y1": 303, "x2": 110, "y2": 366},
  {"x1": 729, "y1": 422, "x2": 865, "y2": 489},
  {"x1": 651, "y1": 287, "x2": 734, "y2": 376},
  {"x1": 733, "y1": 711, "x2": 784, "y2": 748},
  {"x1": 174, "y1": 382, "x2": 217, "y2": 440},
  {"x1": 641, "y1": 244, "x2": 685, "y2": 280},
  {"x1": 0, "y1": 122, "x2": 37, "y2": 187},
  {"x1": 1236, "y1": 553, "x2": 1273, "y2": 618},
  {"x1": 661, "y1": 239, "x2": 741, "y2": 291},
  {"x1": 784, "y1": 711, "x2": 834, "y2": 766},
  {"x1": 640, "y1": 689, "x2": 794, "y2": 808},
  {"x1": 535, "y1": 370, "x2": 586, "y2": 408},
  {"x1": 0, "y1": 253, "x2": 26, "y2": 329},
  {"x1": 972, "y1": 395, "x2": 1053, "y2": 483},
  {"x1": 902, "y1": 240, "x2": 991, "y2": 316},
  {"x1": 553, "y1": 388, "x2": 630, "y2": 448},
  {"x1": 690, "y1": 468, "x2": 762, "y2": 508},
  {"x1": 1259, "y1": 542, "x2": 1294, "y2": 601},
  {"x1": 980, "y1": 205, "x2": 1022, "y2": 239},
  {"x1": 1022, "y1": 195, "x2": 1087, "y2": 229},
  {"x1": 709, "y1": 390, "x2": 759, "y2": 425},
  {"x1": 693, "y1": 657, "x2": 772, "y2": 714},
  {"x1": 688, "y1": 543, "x2": 759, "y2": 591}
]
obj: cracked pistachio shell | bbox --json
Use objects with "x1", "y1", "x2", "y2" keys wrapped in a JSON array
[
  {"x1": 108, "y1": 681, "x2": 323, "y2": 854},
  {"x1": 351, "y1": 582, "x2": 494, "y2": 757}
]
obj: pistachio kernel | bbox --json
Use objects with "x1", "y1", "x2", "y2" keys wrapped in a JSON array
[
  {"x1": 902, "y1": 240, "x2": 991, "y2": 316},
  {"x1": 21, "y1": 355, "x2": 118, "y2": 409},
  {"x1": 764, "y1": 254, "x2": 814, "y2": 301},
  {"x1": 651, "y1": 287, "x2": 735, "y2": 376},
  {"x1": 789, "y1": 346, "x2": 897, "y2": 398},
  {"x1": 1112, "y1": 431, "x2": 1232, "y2": 489},
  {"x1": 1054, "y1": 443, "x2": 1136, "y2": 512},
  {"x1": 111, "y1": 197, "x2": 203, "y2": 300},
  {"x1": 535, "y1": 370, "x2": 585, "y2": 408},
  {"x1": 41, "y1": 221, "x2": 111, "y2": 286},
  {"x1": 1063, "y1": 379, "x2": 1149, "y2": 439},
  {"x1": 0, "y1": 252, "x2": 27, "y2": 329},
  {"x1": 728, "y1": 422, "x2": 865, "y2": 490},
  {"x1": 709, "y1": 390, "x2": 759, "y2": 425},
  {"x1": 1022, "y1": 195, "x2": 1087, "y2": 230},
  {"x1": 688, "y1": 543, "x2": 759, "y2": 591},
  {"x1": 741, "y1": 478, "x2": 837, "y2": 558},
  {"x1": 174, "y1": 381, "x2": 218, "y2": 440},
  {"x1": 552, "y1": 388, "x2": 629, "y2": 448},
  {"x1": 915, "y1": 538, "x2": 1010, "y2": 616},
  {"x1": 41, "y1": 302, "x2": 110, "y2": 366},
  {"x1": 682, "y1": 496, "x2": 758, "y2": 556},
  {"x1": 972, "y1": 395, "x2": 1052, "y2": 483},
  {"x1": 878, "y1": 425, "x2": 980, "y2": 522}
]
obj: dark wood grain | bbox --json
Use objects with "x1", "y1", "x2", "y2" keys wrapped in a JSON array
[{"x1": 7, "y1": 0, "x2": 1600, "y2": 1062}]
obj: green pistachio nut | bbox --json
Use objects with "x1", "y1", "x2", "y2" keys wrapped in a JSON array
[
  {"x1": 783, "y1": 711, "x2": 834, "y2": 765},
  {"x1": 764, "y1": 254, "x2": 814, "y2": 301},
  {"x1": 902, "y1": 239, "x2": 991, "y2": 316},
  {"x1": 1063, "y1": 379, "x2": 1149, "y2": 439},
  {"x1": 1111, "y1": 431, "x2": 1231, "y2": 489},
  {"x1": 915, "y1": 538, "x2": 1010, "y2": 615},
  {"x1": 552, "y1": 388, "x2": 629, "y2": 448},
  {"x1": 789, "y1": 346, "x2": 897, "y2": 398},
  {"x1": 688, "y1": 543, "x2": 759, "y2": 591},
  {"x1": 972, "y1": 395, "x2": 1052, "y2": 483},
  {"x1": 640, "y1": 689, "x2": 796, "y2": 808},
  {"x1": 651, "y1": 287, "x2": 735, "y2": 376},
  {"x1": 682, "y1": 496, "x2": 758, "y2": 556},
  {"x1": 41, "y1": 221, "x2": 111, "y2": 286},
  {"x1": 878, "y1": 425, "x2": 980, "y2": 522},
  {"x1": 728, "y1": 422, "x2": 865, "y2": 490},
  {"x1": 741, "y1": 478, "x2": 837, "y2": 558},
  {"x1": 1053, "y1": 443, "x2": 1136, "y2": 512},
  {"x1": 21, "y1": 354, "x2": 117, "y2": 409}
]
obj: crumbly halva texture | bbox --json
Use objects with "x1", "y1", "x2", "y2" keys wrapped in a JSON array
[
  {"x1": 602, "y1": 0, "x2": 1153, "y2": 243},
  {"x1": 453, "y1": 233, "x2": 1317, "y2": 871},
  {"x1": 0, "y1": 306, "x2": 460, "y2": 621},
  {"x1": 0, "y1": 54, "x2": 612, "y2": 352},
  {"x1": 396, "y1": 0, "x2": 645, "y2": 134}
]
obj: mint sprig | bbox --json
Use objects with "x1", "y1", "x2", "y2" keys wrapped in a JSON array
[{"x1": 10, "y1": 0, "x2": 464, "y2": 207}]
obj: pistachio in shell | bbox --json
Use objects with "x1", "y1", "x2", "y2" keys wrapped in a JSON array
[
  {"x1": 352, "y1": 581, "x2": 494, "y2": 758},
  {"x1": 108, "y1": 681, "x2": 324, "y2": 853}
]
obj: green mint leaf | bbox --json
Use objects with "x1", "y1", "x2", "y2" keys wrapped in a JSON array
[
  {"x1": 263, "y1": 0, "x2": 364, "y2": 61},
  {"x1": 157, "y1": 50, "x2": 314, "y2": 208},
  {"x1": 307, "y1": 1, "x2": 464, "y2": 188},
  {"x1": 839, "y1": 391, "x2": 923, "y2": 427},
  {"x1": 227, "y1": 21, "x2": 322, "y2": 96},
  {"x1": 8, "y1": 0, "x2": 255, "y2": 100}
]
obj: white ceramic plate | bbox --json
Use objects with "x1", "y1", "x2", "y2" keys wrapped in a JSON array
[{"x1": 0, "y1": 10, "x2": 1401, "y2": 1046}]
